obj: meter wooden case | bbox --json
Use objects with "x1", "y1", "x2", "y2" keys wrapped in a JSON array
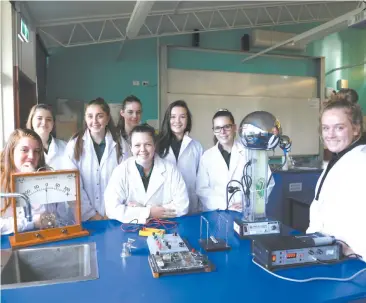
[{"x1": 9, "y1": 169, "x2": 89, "y2": 248}]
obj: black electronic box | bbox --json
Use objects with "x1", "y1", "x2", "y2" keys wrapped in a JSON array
[{"x1": 252, "y1": 233, "x2": 342, "y2": 270}]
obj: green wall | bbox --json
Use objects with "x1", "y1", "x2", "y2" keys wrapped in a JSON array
[
  {"x1": 307, "y1": 28, "x2": 366, "y2": 112},
  {"x1": 46, "y1": 24, "x2": 366, "y2": 120}
]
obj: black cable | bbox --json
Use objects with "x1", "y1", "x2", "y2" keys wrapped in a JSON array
[
  {"x1": 267, "y1": 153, "x2": 287, "y2": 188},
  {"x1": 228, "y1": 189, "x2": 241, "y2": 204},
  {"x1": 335, "y1": 240, "x2": 363, "y2": 260},
  {"x1": 345, "y1": 253, "x2": 363, "y2": 260},
  {"x1": 242, "y1": 160, "x2": 252, "y2": 207},
  {"x1": 226, "y1": 180, "x2": 244, "y2": 210}
]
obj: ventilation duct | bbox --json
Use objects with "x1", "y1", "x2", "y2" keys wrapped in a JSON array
[
  {"x1": 251, "y1": 29, "x2": 306, "y2": 51},
  {"x1": 348, "y1": 10, "x2": 366, "y2": 29}
]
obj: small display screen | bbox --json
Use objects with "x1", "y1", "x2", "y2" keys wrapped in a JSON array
[
  {"x1": 272, "y1": 255, "x2": 276, "y2": 262},
  {"x1": 286, "y1": 253, "x2": 297, "y2": 259}
]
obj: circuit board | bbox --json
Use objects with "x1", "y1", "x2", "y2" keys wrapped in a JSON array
[
  {"x1": 147, "y1": 233, "x2": 189, "y2": 255},
  {"x1": 147, "y1": 233, "x2": 215, "y2": 278}
]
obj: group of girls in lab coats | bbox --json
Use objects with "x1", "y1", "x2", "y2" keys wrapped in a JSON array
[{"x1": 1, "y1": 95, "x2": 365, "y2": 260}]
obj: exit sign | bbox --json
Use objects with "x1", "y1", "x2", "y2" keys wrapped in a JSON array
[{"x1": 18, "y1": 18, "x2": 29, "y2": 43}]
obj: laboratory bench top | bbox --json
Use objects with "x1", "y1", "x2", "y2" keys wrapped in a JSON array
[
  {"x1": 271, "y1": 166, "x2": 323, "y2": 174},
  {"x1": 1, "y1": 212, "x2": 366, "y2": 303},
  {"x1": 278, "y1": 168, "x2": 323, "y2": 173}
]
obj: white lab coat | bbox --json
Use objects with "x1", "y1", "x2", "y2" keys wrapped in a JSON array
[
  {"x1": 196, "y1": 140, "x2": 274, "y2": 212},
  {"x1": 307, "y1": 144, "x2": 366, "y2": 259},
  {"x1": 1, "y1": 202, "x2": 38, "y2": 235},
  {"x1": 105, "y1": 155, "x2": 189, "y2": 224},
  {"x1": 120, "y1": 136, "x2": 132, "y2": 159},
  {"x1": 163, "y1": 134, "x2": 203, "y2": 214},
  {"x1": 45, "y1": 137, "x2": 67, "y2": 170},
  {"x1": 1, "y1": 199, "x2": 73, "y2": 235},
  {"x1": 64, "y1": 130, "x2": 123, "y2": 221}
]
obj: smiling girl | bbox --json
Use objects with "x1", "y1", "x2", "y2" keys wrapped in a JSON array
[
  {"x1": 157, "y1": 100, "x2": 203, "y2": 213},
  {"x1": 105, "y1": 124, "x2": 189, "y2": 224},
  {"x1": 196, "y1": 109, "x2": 249, "y2": 212},
  {"x1": 116, "y1": 95, "x2": 143, "y2": 158},
  {"x1": 307, "y1": 99, "x2": 366, "y2": 259},
  {"x1": 26, "y1": 104, "x2": 66, "y2": 170},
  {"x1": 64, "y1": 98, "x2": 123, "y2": 221},
  {"x1": 1, "y1": 129, "x2": 71, "y2": 234}
]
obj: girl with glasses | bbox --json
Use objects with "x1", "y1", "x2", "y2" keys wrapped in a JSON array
[{"x1": 196, "y1": 109, "x2": 248, "y2": 212}]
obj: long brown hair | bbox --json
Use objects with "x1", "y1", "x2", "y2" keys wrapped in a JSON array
[
  {"x1": 0, "y1": 128, "x2": 46, "y2": 213},
  {"x1": 71, "y1": 98, "x2": 122, "y2": 161},
  {"x1": 157, "y1": 100, "x2": 192, "y2": 158},
  {"x1": 116, "y1": 95, "x2": 142, "y2": 140}
]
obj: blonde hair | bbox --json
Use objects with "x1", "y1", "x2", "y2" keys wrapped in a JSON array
[{"x1": 0, "y1": 129, "x2": 46, "y2": 214}]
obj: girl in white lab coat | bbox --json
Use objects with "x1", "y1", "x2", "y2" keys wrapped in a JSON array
[
  {"x1": 64, "y1": 98, "x2": 123, "y2": 221},
  {"x1": 26, "y1": 104, "x2": 66, "y2": 170},
  {"x1": 196, "y1": 109, "x2": 247, "y2": 212},
  {"x1": 116, "y1": 95, "x2": 143, "y2": 158},
  {"x1": 1, "y1": 129, "x2": 71, "y2": 234},
  {"x1": 307, "y1": 99, "x2": 366, "y2": 259},
  {"x1": 105, "y1": 124, "x2": 189, "y2": 224},
  {"x1": 157, "y1": 100, "x2": 203, "y2": 214}
]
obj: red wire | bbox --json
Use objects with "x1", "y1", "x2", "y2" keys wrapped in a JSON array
[
  {"x1": 145, "y1": 218, "x2": 178, "y2": 230},
  {"x1": 120, "y1": 218, "x2": 178, "y2": 233}
]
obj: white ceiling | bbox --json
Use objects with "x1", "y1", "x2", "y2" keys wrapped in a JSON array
[{"x1": 22, "y1": 1, "x2": 360, "y2": 49}]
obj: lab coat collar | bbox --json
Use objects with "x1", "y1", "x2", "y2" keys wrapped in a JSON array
[
  {"x1": 173, "y1": 133, "x2": 192, "y2": 159},
  {"x1": 145, "y1": 155, "x2": 166, "y2": 202},
  {"x1": 129, "y1": 155, "x2": 166, "y2": 204},
  {"x1": 214, "y1": 140, "x2": 245, "y2": 179},
  {"x1": 46, "y1": 136, "x2": 57, "y2": 159},
  {"x1": 83, "y1": 130, "x2": 116, "y2": 167},
  {"x1": 228, "y1": 140, "x2": 246, "y2": 179}
]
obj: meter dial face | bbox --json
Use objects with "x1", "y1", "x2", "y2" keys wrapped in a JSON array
[{"x1": 14, "y1": 172, "x2": 77, "y2": 207}]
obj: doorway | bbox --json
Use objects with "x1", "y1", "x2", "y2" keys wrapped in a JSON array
[{"x1": 14, "y1": 67, "x2": 37, "y2": 128}]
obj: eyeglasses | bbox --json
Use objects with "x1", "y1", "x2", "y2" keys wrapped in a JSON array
[{"x1": 213, "y1": 124, "x2": 233, "y2": 133}]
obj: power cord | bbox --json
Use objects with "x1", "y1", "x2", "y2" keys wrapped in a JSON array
[
  {"x1": 224, "y1": 160, "x2": 252, "y2": 212},
  {"x1": 252, "y1": 258, "x2": 366, "y2": 283},
  {"x1": 145, "y1": 218, "x2": 178, "y2": 230},
  {"x1": 121, "y1": 219, "x2": 140, "y2": 232},
  {"x1": 121, "y1": 218, "x2": 178, "y2": 232},
  {"x1": 346, "y1": 253, "x2": 363, "y2": 259},
  {"x1": 242, "y1": 160, "x2": 252, "y2": 207},
  {"x1": 226, "y1": 180, "x2": 245, "y2": 210},
  {"x1": 267, "y1": 153, "x2": 287, "y2": 188}
]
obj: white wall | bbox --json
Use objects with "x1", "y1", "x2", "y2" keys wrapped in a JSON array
[
  {"x1": 165, "y1": 69, "x2": 320, "y2": 155},
  {"x1": 0, "y1": 0, "x2": 15, "y2": 149}
]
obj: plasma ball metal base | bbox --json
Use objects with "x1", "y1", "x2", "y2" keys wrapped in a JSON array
[
  {"x1": 233, "y1": 217, "x2": 281, "y2": 239},
  {"x1": 199, "y1": 238, "x2": 231, "y2": 252}
]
